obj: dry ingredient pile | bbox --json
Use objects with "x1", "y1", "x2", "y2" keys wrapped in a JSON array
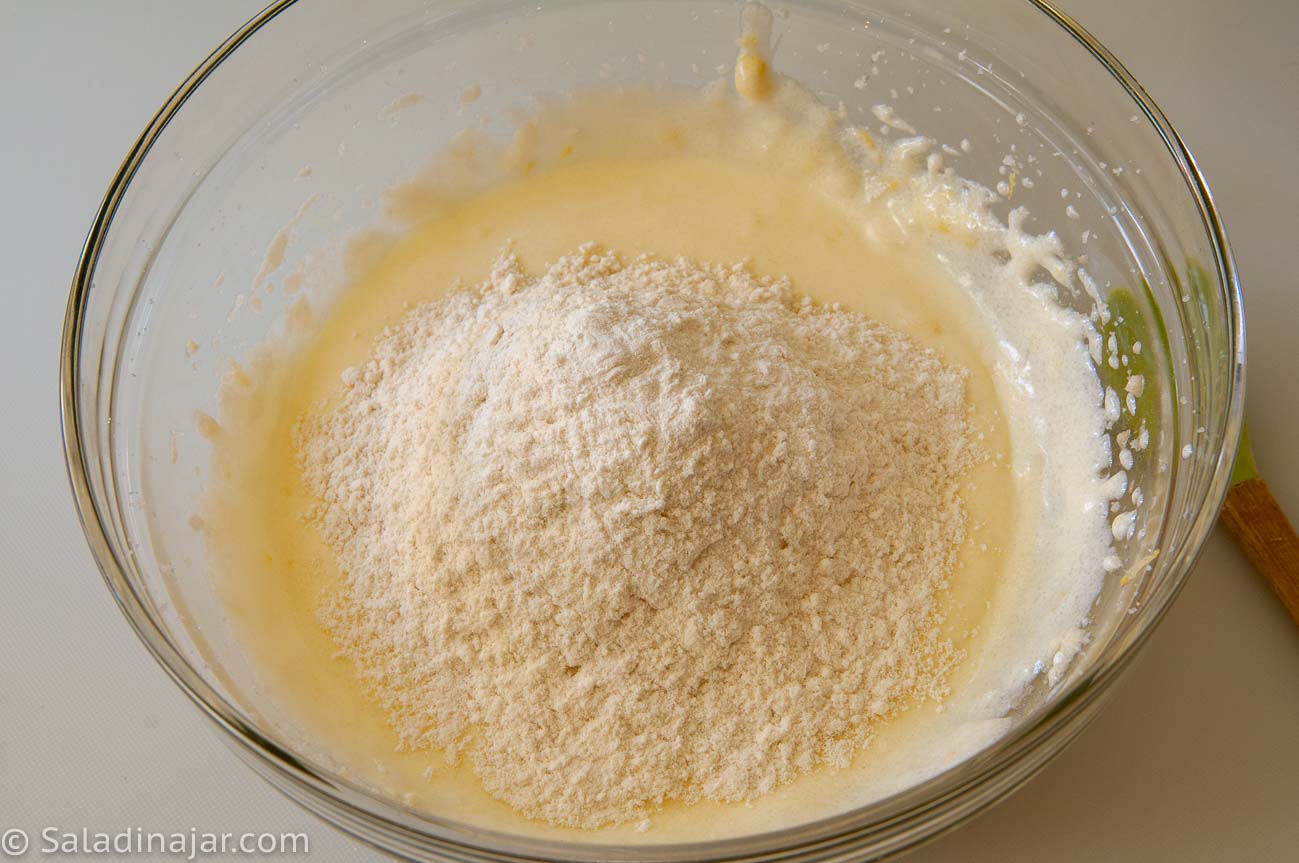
[{"x1": 299, "y1": 245, "x2": 976, "y2": 828}]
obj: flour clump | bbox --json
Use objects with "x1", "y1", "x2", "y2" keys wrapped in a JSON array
[{"x1": 299, "y1": 245, "x2": 974, "y2": 828}]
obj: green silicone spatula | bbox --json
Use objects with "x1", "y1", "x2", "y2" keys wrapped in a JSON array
[{"x1": 1220, "y1": 426, "x2": 1299, "y2": 627}]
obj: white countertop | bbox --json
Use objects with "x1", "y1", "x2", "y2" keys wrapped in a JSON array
[{"x1": 2, "y1": 2, "x2": 1296, "y2": 860}]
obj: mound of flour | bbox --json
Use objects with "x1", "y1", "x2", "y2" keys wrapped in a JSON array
[{"x1": 299, "y1": 245, "x2": 973, "y2": 828}]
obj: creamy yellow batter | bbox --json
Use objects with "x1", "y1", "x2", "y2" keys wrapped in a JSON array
[{"x1": 198, "y1": 13, "x2": 1122, "y2": 835}]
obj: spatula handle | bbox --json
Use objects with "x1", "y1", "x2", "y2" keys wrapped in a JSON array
[{"x1": 1221, "y1": 476, "x2": 1299, "y2": 629}]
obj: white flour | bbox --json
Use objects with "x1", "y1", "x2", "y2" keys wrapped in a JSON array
[{"x1": 299, "y1": 245, "x2": 975, "y2": 828}]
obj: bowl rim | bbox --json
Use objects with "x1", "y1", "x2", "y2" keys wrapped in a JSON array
[{"x1": 59, "y1": 0, "x2": 1246, "y2": 859}]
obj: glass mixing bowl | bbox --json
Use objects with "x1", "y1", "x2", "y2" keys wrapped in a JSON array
[{"x1": 61, "y1": 0, "x2": 1244, "y2": 860}]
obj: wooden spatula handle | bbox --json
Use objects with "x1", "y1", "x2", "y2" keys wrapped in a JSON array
[{"x1": 1220, "y1": 477, "x2": 1299, "y2": 628}]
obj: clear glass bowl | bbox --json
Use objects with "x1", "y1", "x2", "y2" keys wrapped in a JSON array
[{"x1": 61, "y1": 1, "x2": 1244, "y2": 860}]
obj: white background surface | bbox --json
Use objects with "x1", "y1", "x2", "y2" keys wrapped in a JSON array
[{"x1": 2, "y1": 1, "x2": 1296, "y2": 860}]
